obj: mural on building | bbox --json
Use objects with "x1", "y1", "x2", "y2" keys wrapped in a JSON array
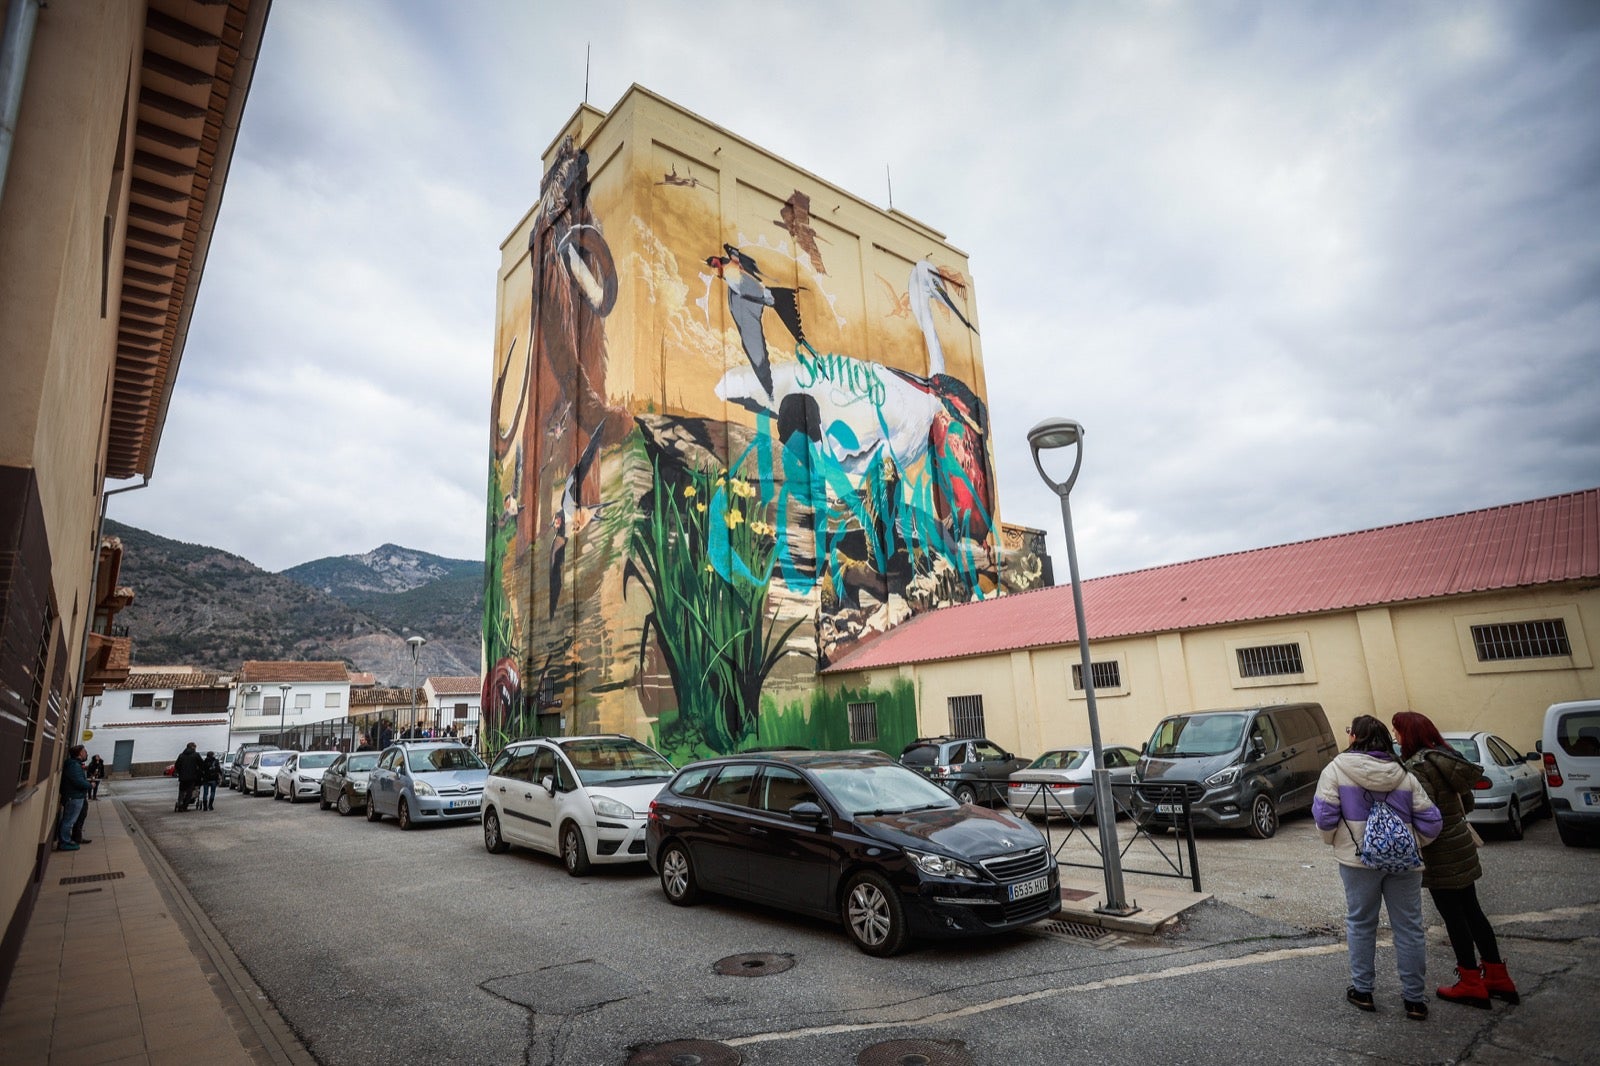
[{"x1": 484, "y1": 102, "x2": 1003, "y2": 760}]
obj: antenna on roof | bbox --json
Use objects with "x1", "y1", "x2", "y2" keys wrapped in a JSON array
[
  {"x1": 584, "y1": 43, "x2": 590, "y2": 104},
  {"x1": 886, "y1": 165, "x2": 893, "y2": 210}
]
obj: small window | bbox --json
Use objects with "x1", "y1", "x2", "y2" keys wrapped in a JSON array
[
  {"x1": 1071, "y1": 661, "x2": 1122, "y2": 691},
  {"x1": 454, "y1": 703, "x2": 469, "y2": 720},
  {"x1": 264, "y1": 696, "x2": 282, "y2": 715},
  {"x1": 244, "y1": 693, "x2": 261, "y2": 711},
  {"x1": 847, "y1": 701, "x2": 878, "y2": 743},
  {"x1": 705, "y1": 764, "x2": 757, "y2": 806},
  {"x1": 1249, "y1": 715, "x2": 1280, "y2": 752},
  {"x1": 325, "y1": 692, "x2": 341, "y2": 708},
  {"x1": 972, "y1": 741, "x2": 1006, "y2": 761},
  {"x1": 948, "y1": 695, "x2": 985, "y2": 738},
  {"x1": 294, "y1": 694, "x2": 312, "y2": 710},
  {"x1": 1236, "y1": 643, "x2": 1305, "y2": 678},
  {"x1": 1470, "y1": 619, "x2": 1571, "y2": 662},
  {"x1": 756, "y1": 767, "x2": 814, "y2": 812},
  {"x1": 130, "y1": 692, "x2": 155, "y2": 708}
]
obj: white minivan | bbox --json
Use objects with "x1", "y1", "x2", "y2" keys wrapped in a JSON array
[{"x1": 1542, "y1": 699, "x2": 1600, "y2": 847}]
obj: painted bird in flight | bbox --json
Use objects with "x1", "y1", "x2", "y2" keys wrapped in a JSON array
[
  {"x1": 549, "y1": 428, "x2": 608, "y2": 618},
  {"x1": 705, "y1": 244, "x2": 805, "y2": 399}
]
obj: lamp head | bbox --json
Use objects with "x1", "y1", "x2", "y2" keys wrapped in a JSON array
[{"x1": 1027, "y1": 417, "x2": 1086, "y2": 496}]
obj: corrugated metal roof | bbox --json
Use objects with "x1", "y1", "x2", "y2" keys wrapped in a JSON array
[{"x1": 824, "y1": 487, "x2": 1599, "y2": 674}]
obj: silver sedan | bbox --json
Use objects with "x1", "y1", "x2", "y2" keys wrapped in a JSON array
[
  {"x1": 1006, "y1": 745, "x2": 1141, "y2": 820},
  {"x1": 1443, "y1": 731, "x2": 1547, "y2": 840}
]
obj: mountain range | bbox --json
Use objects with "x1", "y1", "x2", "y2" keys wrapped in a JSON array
[{"x1": 105, "y1": 520, "x2": 483, "y2": 685}]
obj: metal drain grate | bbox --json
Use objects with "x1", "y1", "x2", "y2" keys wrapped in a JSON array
[
  {"x1": 625, "y1": 1038, "x2": 741, "y2": 1065},
  {"x1": 1035, "y1": 918, "x2": 1111, "y2": 942},
  {"x1": 59, "y1": 871, "x2": 126, "y2": 886},
  {"x1": 857, "y1": 1038, "x2": 974, "y2": 1066}
]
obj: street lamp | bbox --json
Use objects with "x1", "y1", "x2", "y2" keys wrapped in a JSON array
[
  {"x1": 1028, "y1": 417, "x2": 1137, "y2": 917},
  {"x1": 278, "y1": 683, "x2": 291, "y2": 747},
  {"x1": 407, "y1": 635, "x2": 426, "y2": 732}
]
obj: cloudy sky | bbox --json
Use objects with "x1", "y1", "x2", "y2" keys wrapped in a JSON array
[{"x1": 112, "y1": 1, "x2": 1600, "y2": 580}]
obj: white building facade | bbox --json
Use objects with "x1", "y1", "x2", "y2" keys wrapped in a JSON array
[
  {"x1": 231, "y1": 661, "x2": 353, "y2": 748},
  {"x1": 80, "y1": 669, "x2": 231, "y2": 773}
]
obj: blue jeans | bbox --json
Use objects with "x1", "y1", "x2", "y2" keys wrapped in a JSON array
[
  {"x1": 1339, "y1": 863, "x2": 1426, "y2": 1001},
  {"x1": 200, "y1": 782, "x2": 217, "y2": 808},
  {"x1": 58, "y1": 796, "x2": 85, "y2": 846}
]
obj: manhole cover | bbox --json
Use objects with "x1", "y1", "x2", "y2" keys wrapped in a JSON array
[
  {"x1": 625, "y1": 1039, "x2": 741, "y2": 1066},
  {"x1": 712, "y1": 952, "x2": 794, "y2": 977},
  {"x1": 857, "y1": 1038, "x2": 974, "y2": 1066}
]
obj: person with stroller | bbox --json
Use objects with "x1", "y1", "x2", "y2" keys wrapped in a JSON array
[
  {"x1": 199, "y1": 750, "x2": 222, "y2": 811},
  {"x1": 174, "y1": 741, "x2": 203, "y2": 811}
]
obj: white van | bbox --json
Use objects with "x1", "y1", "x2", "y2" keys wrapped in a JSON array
[{"x1": 1541, "y1": 699, "x2": 1600, "y2": 847}]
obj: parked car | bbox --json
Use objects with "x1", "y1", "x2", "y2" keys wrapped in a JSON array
[
  {"x1": 320, "y1": 751, "x2": 382, "y2": 814},
  {"x1": 1439, "y1": 731, "x2": 1546, "y2": 840},
  {"x1": 365, "y1": 741, "x2": 488, "y2": 829},
  {"x1": 221, "y1": 752, "x2": 237, "y2": 781},
  {"x1": 1541, "y1": 699, "x2": 1600, "y2": 847},
  {"x1": 273, "y1": 750, "x2": 341, "y2": 804},
  {"x1": 1006, "y1": 745, "x2": 1141, "y2": 820},
  {"x1": 1131, "y1": 703, "x2": 1338, "y2": 839},
  {"x1": 482, "y1": 734, "x2": 675, "y2": 874},
  {"x1": 647, "y1": 751, "x2": 1060, "y2": 956},
  {"x1": 242, "y1": 750, "x2": 292, "y2": 796},
  {"x1": 898, "y1": 736, "x2": 1029, "y2": 806},
  {"x1": 228, "y1": 742, "x2": 278, "y2": 789}
]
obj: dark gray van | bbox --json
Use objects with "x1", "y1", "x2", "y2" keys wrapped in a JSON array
[{"x1": 1132, "y1": 702, "x2": 1338, "y2": 838}]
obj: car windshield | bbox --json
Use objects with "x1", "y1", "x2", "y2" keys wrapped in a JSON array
[
  {"x1": 259, "y1": 752, "x2": 291, "y2": 768},
  {"x1": 1446, "y1": 738, "x2": 1481, "y2": 761},
  {"x1": 1029, "y1": 750, "x2": 1088, "y2": 771},
  {"x1": 1146, "y1": 714, "x2": 1249, "y2": 757},
  {"x1": 560, "y1": 738, "x2": 674, "y2": 784},
  {"x1": 407, "y1": 747, "x2": 485, "y2": 772},
  {"x1": 345, "y1": 753, "x2": 380, "y2": 772},
  {"x1": 812, "y1": 762, "x2": 960, "y2": 816},
  {"x1": 299, "y1": 753, "x2": 339, "y2": 769}
]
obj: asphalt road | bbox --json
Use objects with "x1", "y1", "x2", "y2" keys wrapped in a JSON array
[{"x1": 114, "y1": 779, "x2": 1600, "y2": 1066}]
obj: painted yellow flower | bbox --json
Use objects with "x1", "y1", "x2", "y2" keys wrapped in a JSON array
[
  {"x1": 683, "y1": 485, "x2": 697, "y2": 499},
  {"x1": 695, "y1": 502, "x2": 707, "y2": 513},
  {"x1": 704, "y1": 563, "x2": 714, "y2": 573},
  {"x1": 725, "y1": 509, "x2": 744, "y2": 528}
]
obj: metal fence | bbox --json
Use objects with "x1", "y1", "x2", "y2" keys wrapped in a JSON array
[{"x1": 254, "y1": 708, "x2": 484, "y2": 756}]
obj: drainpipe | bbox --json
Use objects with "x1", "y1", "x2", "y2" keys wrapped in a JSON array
[
  {"x1": 69, "y1": 476, "x2": 149, "y2": 749},
  {"x1": 0, "y1": 0, "x2": 41, "y2": 209}
]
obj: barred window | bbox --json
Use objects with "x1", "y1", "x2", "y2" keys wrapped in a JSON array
[
  {"x1": 1236, "y1": 643, "x2": 1305, "y2": 679},
  {"x1": 173, "y1": 689, "x2": 228, "y2": 715},
  {"x1": 1071, "y1": 661, "x2": 1122, "y2": 691},
  {"x1": 847, "y1": 701, "x2": 878, "y2": 743},
  {"x1": 130, "y1": 692, "x2": 155, "y2": 708},
  {"x1": 17, "y1": 604, "x2": 54, "y2": 786},
  {"x1": 1471, "y1": 619, "x2": 1571, "y2": 662},
  {"x1": 947, "y1": 695, "x2": 985, "y2": 738}
]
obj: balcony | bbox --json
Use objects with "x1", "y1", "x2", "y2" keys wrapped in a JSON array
[{"x1": 82, "y1": 632, "x2": 132, "y2": 696}]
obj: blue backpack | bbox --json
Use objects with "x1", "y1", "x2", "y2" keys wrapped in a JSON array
[{"x1": 1348, "y1": 791, "x2": 1422, "y2": 873}]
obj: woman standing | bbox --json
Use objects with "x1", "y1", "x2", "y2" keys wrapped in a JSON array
[
  {"x1": 1392, "y1": 710, "x2": 1519, "y2": 1008},
  {"x1": 86, "y1": 755, "x2": 106, "y2": 799},
  {"x1": 1314, "y1": 715, "x2": 1443, "y2": 1019}
]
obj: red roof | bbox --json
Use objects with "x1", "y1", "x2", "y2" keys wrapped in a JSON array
[
  {"x1": 238, "y1": 661, "x2": 351, "y2": 683},
  {"x1": 427, "y1": 676, "x2": 481, "y2": 696},
  {"x1": 825, "y1": 488, "x2": 1600, "y2": 673}
]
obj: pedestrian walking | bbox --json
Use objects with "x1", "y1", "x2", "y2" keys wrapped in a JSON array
[
  {"x1": 1391, "y1": 710, "x2": 1520, "y2": 1008},
  {"x1": 174, "y1": 741, "x2": 203, "y2": 811},
  {"x1": 199, "y1": 750, "x2": 223, "y2": 811},
  {"x1": 87, "y1": 754, "x2": 106, "y2": 798},
  {"x1": 1313, "y1": 714, "x2": 1443, "y2": 1020},
  {"x1": 57, "y1": 745, "x2": 91, "y2": 852}
]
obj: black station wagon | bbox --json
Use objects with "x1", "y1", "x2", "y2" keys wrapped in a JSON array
[{"x1": 646, "y1": 751, "x2": 1060, "y2": 956}]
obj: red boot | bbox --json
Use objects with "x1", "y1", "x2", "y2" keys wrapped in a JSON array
[
  {"x1": 1437, "y1": 965, "x2": 1491, "y2": 1009},
  {"x1": 1482, "y1": 961, "x2": 1520, "y2": 1005}
]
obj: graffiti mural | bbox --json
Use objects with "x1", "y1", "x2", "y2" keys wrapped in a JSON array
[{"x1": 484, "y1": 92, "x2": 1005, "y2": 759}]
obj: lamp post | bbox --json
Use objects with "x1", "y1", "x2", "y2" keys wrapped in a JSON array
[
  {"x1": 407, "y1": 635, "x2": 426, "y2": 732},
  {"x1": 1027, "y1": 417, "x2": 1136, "y2": 916},
  {"x1": 278, "y1": 683, "x2": 291, "y2": 747}
]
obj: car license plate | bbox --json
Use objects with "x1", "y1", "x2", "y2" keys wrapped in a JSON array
[
  {"x1": 449, "y1": 798, "x2": 478, "y2": 809},
  {"x1": 1157, "y1": 803, "x2": 1179, "y2": 814},
  {"x1": 1584, "y1": 791, "x2": 1600, "y2": 808},
  {"x1": 1008, "y1": 875, "x2": 1049, "y2": 902}
]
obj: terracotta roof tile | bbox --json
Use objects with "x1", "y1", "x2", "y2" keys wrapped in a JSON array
[
  {"x1": 427, "y1": 676, "x2": 481, "y2": 696},
  {"x1": 825, "y1": 487, "x2": 1600, "y2": 673},
  {"x1": 238, "y1": 661, "x2": 351, "y2": 683},
  {"x1": 108, "y1": 670, "x2": 226, "y2": 690},
  {"x1": 350, "y1": 687, "x2": 421, "y2": 707}
]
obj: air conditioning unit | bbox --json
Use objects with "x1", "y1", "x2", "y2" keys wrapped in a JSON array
[
  {"x1": 248, "y1": 684, "x2": 260, "y2": 693},
  {"x1": 154, "y1": 698, "x2": 170, "y2": 709}
]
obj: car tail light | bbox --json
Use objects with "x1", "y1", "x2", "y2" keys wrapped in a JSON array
[
  {"x1": 1008, "y1": 782, "x2": 1023, "y2": 789},
  {"x1": 1472, "y1": 778, "x2": 1492, "y2": 791},
  {"x1": 1048, "y1": 782, "x2": 1072, "y2": 791},
  {"x1": 648, "y1": 799, "x2": 663, "y2": 823},
  {"x1": 932, "y1": 765, "x2": 952, "y2": 777},
  {"x1": 1543, "y1": 753, "x2": 1564, "y2": 788}
]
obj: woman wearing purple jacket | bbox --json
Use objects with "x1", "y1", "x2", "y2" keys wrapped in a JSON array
[{"x1": 1314, "y1": 715, "x2": 1443, "y2": 1020}]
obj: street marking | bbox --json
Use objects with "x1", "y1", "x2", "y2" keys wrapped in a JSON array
[
  {"x1": 1492, "y1": 903, "x2": 1600, "y2": 926},
  {"x1": 727, "y1": 941, "x2": 1350, "y2": 1047}
]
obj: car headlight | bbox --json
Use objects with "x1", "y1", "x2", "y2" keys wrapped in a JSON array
[
  {"x1": 412, "y1": 781, "x2": 437, "y2": 797},
  {"x1": 592, "y1": 796, "x2": 635, "y2": 819},
  {"x1": 906, "y1": 848, "x2": 979, "y2": 880},
  {"x1": 1205, "y1": 766, "x2": 1240, "y2": 788}
]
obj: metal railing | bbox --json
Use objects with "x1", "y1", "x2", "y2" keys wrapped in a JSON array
[
  {"x1": 254, "y1": 709, "x2": 483, "y2": 756},
  {"x1": 948, "y1": 776, "x2": 1204, "y2": 892}
]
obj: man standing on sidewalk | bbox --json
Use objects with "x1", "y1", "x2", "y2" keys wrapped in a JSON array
[{"x1": 57, "y1": 745, "x2": 91, "y2": 852}]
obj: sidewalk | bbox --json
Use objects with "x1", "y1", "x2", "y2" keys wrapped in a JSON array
[{"x1": 0, "y1": 787, "x2": 312, "y2": 1065}]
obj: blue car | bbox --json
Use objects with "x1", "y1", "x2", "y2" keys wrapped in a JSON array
[{"x1": 365, "y1": 741, "x2": 488, "y2": 830}]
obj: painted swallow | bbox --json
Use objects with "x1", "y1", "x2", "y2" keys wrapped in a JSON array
[{"x1": 704, "y1": 244, "x2": 805, "y2": 398}]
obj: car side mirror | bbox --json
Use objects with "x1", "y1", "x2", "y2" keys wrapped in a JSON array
[
  {"x1": 788, "y1": 801, "x2": 828, "y2": 827},
  {"x1": 1248, "y1": 741, "x2": 1266, "y2": 761},
  {"x1": 1140, "y1": 742, "x2": 1148, "y2": 755},
  {"x1": 1525, "y1": 752, "x2": 1540, "y2": 762},
  {"x1": 540, "y1": 774, "x2": 556, "y2": 795},
  {"x1": 1001, "y1": 752, "x2": 1014, "y2": 762}
]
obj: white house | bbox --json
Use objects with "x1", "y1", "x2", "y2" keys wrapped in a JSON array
[
  {"x1": 424, "y1": 676, "x2": 482, "y2": 735},
  {"x1": 232, "y1": 661, "x2": 353, "y2": 747},
  {"x1": 81, "y1": 668, "x2": 232, "y2": 774}
]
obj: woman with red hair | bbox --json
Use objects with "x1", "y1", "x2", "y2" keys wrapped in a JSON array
[{"x1": 1392, "y1": 710, "x2": 1519, "y2": 1009}]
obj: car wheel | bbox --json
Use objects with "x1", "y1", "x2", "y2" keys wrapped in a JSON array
[
  {"x1": 659, "y1": 841, "x2": 699, "y2": 905},
  {"x1": 842, "y1": 871, "x2": 910, "y2": 957},
  {"x1": 1247, "y1": 794, "x2": 1278, "y2": 839},
  {"x1": 952, "y1": 784, "x2": 978, "y2": 806},
  {"x1": 366, "y1": 797, "x2": 382, "y2": 823},
  {"x1": 484, "y1": 809, "x2": 510, "y2": 854},
  {"x1": 398, "y1": 798, "x2": 413, "y2": 831},
  {"x1": 319, "y1": 791, "x2": 332, "y2": 811},
  {"x1": 287, "y1": 785, "x2": 298, "y2": 804},
  {"x1": 561, "y1": 821, "x2": 592, "y2": 876},
  {"x1": 1556, "y1": 817, "x2": 1593, "y2": 848},
  {"x1": 1505, "y1": 797, "x2": 1523, "y2": 841},
  {"x1": 337, "y1": 792, "x2": 353, "y2": 816}
]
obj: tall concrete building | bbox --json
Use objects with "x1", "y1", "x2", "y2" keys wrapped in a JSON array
[
  {"x1": 0, "y1": 0, "x2": 267, "y2": 995},
  {"x1": 484, "y1": 87, "x2": 1024, "y2": 763}
]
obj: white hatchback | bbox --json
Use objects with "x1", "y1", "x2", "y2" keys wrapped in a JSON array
[
  {"x1": 1543, "y1": 699, "x2": 1600, "y2": 847},
  {"x1": 274, "y1": 751, "x2": 341, "y2": 803},
  {"x1": 482, "y1": 735, "x2": 675, "y2": 875}
]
